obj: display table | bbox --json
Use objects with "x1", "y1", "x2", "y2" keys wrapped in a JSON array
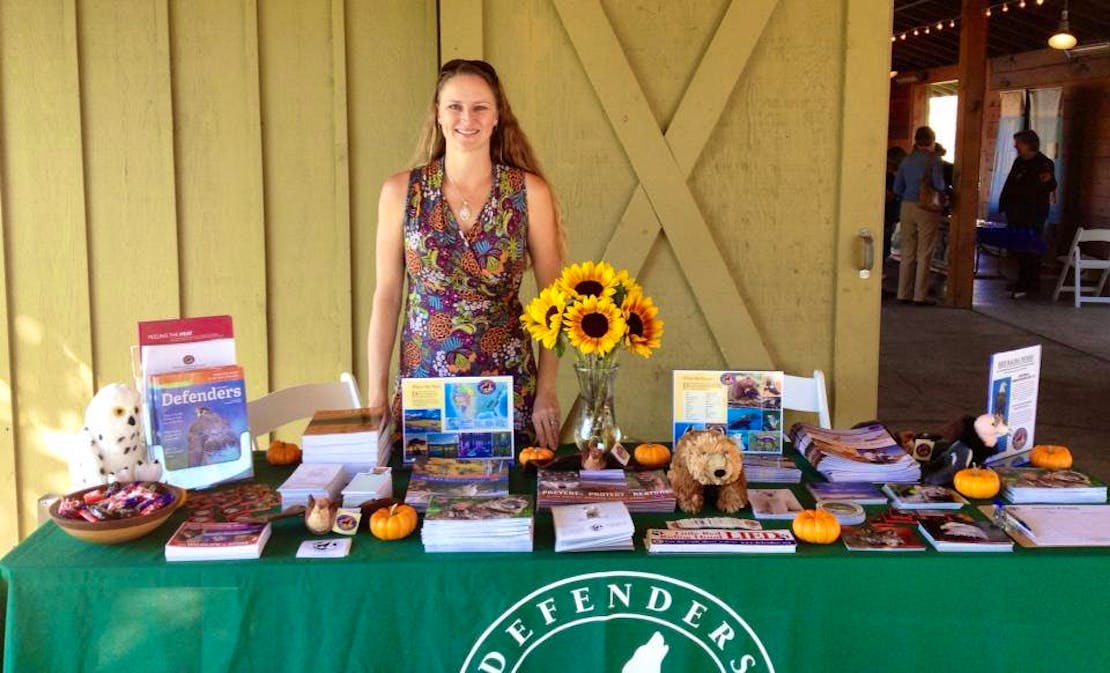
[{"x1": 4, "y1": 453, "x2": 1109, "y2": 673}]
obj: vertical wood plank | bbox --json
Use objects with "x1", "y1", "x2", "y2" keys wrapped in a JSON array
[
  {"x1": 0, "y1": 111, "x2": 17, "y2": 550},
  {"x1": 439, "y1": 0, "x2": 484, "y2": 62},
  {"x1": 949, "y1": 0, "x2": 988, "y2": 309},
  {"x1": 347, "y1": 0, "x2": 438, "y2": 398},
  {"x1": 832, "y1": 0, "x2": 891, "y2": 426},
  {"x1": 0, "y1": 0, "x2": 94, "y2": 538},
  {"x1": 258, "y1": 0, "x2": 351, "y2": 396},
  {"x1": 78, "y1": 0, "x2": 180, "y2": 387},
  {"x1": 170, "y1": 0, "x2": 269, "y2": 399}
]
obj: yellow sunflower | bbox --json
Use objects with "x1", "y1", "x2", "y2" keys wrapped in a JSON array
[
  {"x1": 615, "y1": 268, "x2": 642, "y2": 298},
  {"x1": 557, "y1": 261, "x2": 618, "y2": 300},
  {"x1": 520, "y1": 287, "x2": 567, "y2": 349},
  {"x1": 621, "y1": 290, "x2": 663, "y2": 357},
  {"x1": 564, "y1": 295, "x2": 626, "y2": 356}
]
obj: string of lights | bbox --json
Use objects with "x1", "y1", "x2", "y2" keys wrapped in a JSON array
[{"x1": 892, "y1": 0, "x2": 1048, "y2": 43}]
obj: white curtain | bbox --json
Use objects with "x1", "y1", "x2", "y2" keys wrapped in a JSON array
[
  {"x1": 988, "y1": 90, "x2": 1025, "y2": 217},
  {"x1": 1029, "y1": 87, "x2": 1063, "y2": 223}
]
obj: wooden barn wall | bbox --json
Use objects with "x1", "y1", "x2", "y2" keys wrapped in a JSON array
[
  {"x1": 0, "y1": 0, "x2": 890, "y2": 546},
  {"x1": 0, "y1": 0, "x2": 438, "y2": 546}
]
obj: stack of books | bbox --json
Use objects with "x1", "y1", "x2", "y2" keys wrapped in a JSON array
[
  {"x1": 916, "y1": 512, "x2": 1012, "y2": 552},
  {"x1": 806, "y1": 481, "x2": 888, "y2": 505},
  {"x1": 790, "y1": 422, "x2": 920, "y2": 483},
  {"x1": 421, "y1": 495, "x2": 534, "y2": 552},
  {"x1": 302, "y1": 408, "x2": 390, "y2": 472},
  {"x1": 404, "y1": 458, "x2": 509, "y2": 512},
  {"x1": 536, "y1": 469, "x2": 675, "y2": 513},
  {"x1": 882, "y1": 484, "x2": 968, "y2": 510},
  {"x1": 164, "y1": 521, "x2": 272, "y2": 561},
  {"x1": 276, "y1": 462, "x2": 347, "y2": 509},
  {"x1": 341, "y1": 467, "x2": 393, "y2": 508},
  {"x1": 995, "y1": 467, "x2": 1108, "y2": 504},
  {"x1": 743, "y1": 456, "x2": 802, "y2": 483},
  {"x1": 645, "y1": 529, "x2": 796, "y2": 554},
  {"x1": 551, "y1": 502, "x2": 635, "y2": 552}
]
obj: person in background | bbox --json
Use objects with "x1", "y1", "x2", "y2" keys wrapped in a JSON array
[
  {"x1": 883, "y1": 146, "x2": 908, "y2": 265},
  {"x1": 933, "y1": 142, "x2": 955, "y2": 217},
  {"x1": 999, "y1": 129, "x2": 1057, "y2": 299},
  {"x1": 893, "y1": 126, "x2": 946, "y2": 306}
]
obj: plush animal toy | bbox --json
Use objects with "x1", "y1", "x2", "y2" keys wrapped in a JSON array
[
  {"x1": 668, "y1": 429, "x2": 748, "y2": 514},
  {"x1": 922, "y1": 413, "x2": 1009, "y2": 485},
  {"x1": 70, "y1": 384, "x2": 163, "y2": 489}
]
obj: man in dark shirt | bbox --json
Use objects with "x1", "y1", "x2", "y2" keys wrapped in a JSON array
[{"x1": 999, "y1": 130, "x2": 1057, "y2": 299}]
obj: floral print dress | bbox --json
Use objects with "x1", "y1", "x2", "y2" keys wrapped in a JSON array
[{"x1": 391, "y1": 158, "x2": 537, "y2": 443}]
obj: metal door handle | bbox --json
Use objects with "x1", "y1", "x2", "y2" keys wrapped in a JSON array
[{"x1": 857, "y1": 228, "x2": 874, "y2": 279}]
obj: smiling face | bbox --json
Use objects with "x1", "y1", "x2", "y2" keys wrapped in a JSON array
[{"x1": 437, "y1": 73, "x2": 498, "y2": 154}]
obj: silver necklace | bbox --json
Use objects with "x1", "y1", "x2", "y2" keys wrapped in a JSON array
[{"x1": 445, "y1": 172, "x2": 486, "y2": 224}]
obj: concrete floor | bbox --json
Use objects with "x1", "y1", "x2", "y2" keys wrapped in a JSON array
[{"x1": 878, "y1": 255, "x2": 1110, "y2": 482}]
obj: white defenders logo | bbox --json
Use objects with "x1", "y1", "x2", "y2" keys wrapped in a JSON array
[{"x1": 461, "y1": 571, "x2": 775, "y2": 673}]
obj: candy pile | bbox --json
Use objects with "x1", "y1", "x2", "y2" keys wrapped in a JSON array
[{"x1": 56, "y1": 482, "x2": 173, "y2": 522}]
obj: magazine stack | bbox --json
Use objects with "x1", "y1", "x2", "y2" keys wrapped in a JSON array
[
  {"x1": 790, "y1": 422, "x2": 920, "y2": 483},
  {"x1": 743, "y1": 456, "x2": 802, "y2": 483},
  {"x1": 302, "y1": 408, "x2": 390, "y2": 472},
  {"x1": 421, "y1": 495, "x2": 534, "y2": 552},
  {"x1": 404, "y1": 458, "x2": 509, "y2": 512},
  {"x1": 551, "y1": 502, "x2": 635, "y2": 552},
  {"x1": 537, "y1": 469, "x2": 675, "y2": 513},
  {"x1": 276, "y1": 463, "x2": 347, "y2": 510},
  {"x1": 995, "y1": 468, "x2": 1108, "y2": 504}
]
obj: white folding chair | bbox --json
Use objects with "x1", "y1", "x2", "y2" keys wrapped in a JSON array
[
  {"x1": 247, "y1": 372, "x2": 362, "y2": 440},
  {"x1": 782, "y1": 370, "x2": 831, "y2": 429},
  {"x1": 1052, "y1": 227, "x2": 1110, "y2": 306}
]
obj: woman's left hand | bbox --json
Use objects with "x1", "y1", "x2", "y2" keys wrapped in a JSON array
[{"x1": 531, "y1": 388, "x2": 562, "y2": 449}]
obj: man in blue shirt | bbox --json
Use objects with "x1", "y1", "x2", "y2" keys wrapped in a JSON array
[{"x1": 893, "y1": 126, "x2": 947, "y2": 305}]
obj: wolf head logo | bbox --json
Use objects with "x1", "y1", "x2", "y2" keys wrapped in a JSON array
[{"x1": 622, "y1": 632, "x2": 669, "y2": 673}]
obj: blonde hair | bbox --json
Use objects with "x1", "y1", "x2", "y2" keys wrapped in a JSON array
[{"x1": 416, "y1": 59, "x2": 566, "y2": 262}]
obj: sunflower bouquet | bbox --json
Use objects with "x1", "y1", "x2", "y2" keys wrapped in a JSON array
[
  {"x1": 521, "y1": 261, "x2": 662, "y2": 459},
  {"x1": 520, "y1": 260, "x2": 663, "y2": 363}
]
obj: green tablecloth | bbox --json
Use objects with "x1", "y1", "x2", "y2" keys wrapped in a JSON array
[{"x1": 4, "y1": 453, "x2": 1110, "y2": 672}]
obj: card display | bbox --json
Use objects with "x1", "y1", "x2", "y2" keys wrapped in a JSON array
[
  {"x1": 986, "y1": 345, "x2": 1041, "y2": 463},
  {"x1": 672, "y1": 370, "x2": 784, "y2": 453},
  {"x1": 401, "y1": 376, "x2": 514, "y2": 463}
]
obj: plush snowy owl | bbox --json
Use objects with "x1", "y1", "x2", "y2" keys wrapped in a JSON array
[{"x1": 70, "y1": 384, "x2": 163, "y2": 489}]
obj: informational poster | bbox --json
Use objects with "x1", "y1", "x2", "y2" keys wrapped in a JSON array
[
  {"x1": 673, "y1": 370, "x2": 784, "y2": 454},
  {"x1": 985, "y1": 345, "x2": 1041, "y2": 464},
  {"x1": 401, "y1": 376, "x2": 514, "y2": 463}
]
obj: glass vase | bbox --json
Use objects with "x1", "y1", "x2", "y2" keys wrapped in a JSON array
[{"x1": 572, "y1": 363, "x2": 623, "y2": 453}]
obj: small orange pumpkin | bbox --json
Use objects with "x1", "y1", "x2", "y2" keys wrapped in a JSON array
[
  {"x1": 953, "y1": 466, "x2": 1001, "y2": 499},
  {"x1": 634, "y1": 443, "x2": 671, "y2": 469},
  {"x1": 1029, "y1": 445, "x2": 1073, "y2": 470},
  {"x1": 519, "y1": 446, "x2": 555, "y2": 466},
  {"x1": 792, "y1": 509, "x2": 841, "y2": 544},
  {"x1": 266, "y1": 439, "x2": 302, "y2": 466},
  {"x1": 369, "y1": 503, "x2": 419, "y2": 541}
]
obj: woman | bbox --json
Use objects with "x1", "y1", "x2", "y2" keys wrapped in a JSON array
[
  {"x1": 366, "y1": 59, "x2": 565, "y2": 448},
  {"x1": 892, "y1": 126, "x2": 946, "y2": 306}
]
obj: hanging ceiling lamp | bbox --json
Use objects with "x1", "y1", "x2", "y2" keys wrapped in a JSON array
[{"x1": 1048, "y1": 1, "x2": 1078, "y2": 50}]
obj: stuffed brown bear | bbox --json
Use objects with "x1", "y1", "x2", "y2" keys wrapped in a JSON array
[{"x1": 668, "y1": 429, "x2": 748, "y2": 514}]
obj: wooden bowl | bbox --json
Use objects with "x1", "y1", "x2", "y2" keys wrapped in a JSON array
[{"x1": 50, "y1": 483, "x2": 187, "y2": 545}]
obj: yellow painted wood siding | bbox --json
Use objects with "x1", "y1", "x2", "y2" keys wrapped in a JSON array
[
  {"x1": 0, "y1": 0, "x2": 886, "y2": 545},
  {"x1": 0, "y1": 0, "x2": 437, "y2": 545}
]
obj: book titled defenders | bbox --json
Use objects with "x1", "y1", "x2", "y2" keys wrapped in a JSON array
[{"x1": 149, "y1": 365, "x2": 248, "y2": 472}]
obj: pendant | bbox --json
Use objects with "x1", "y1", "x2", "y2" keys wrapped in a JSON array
[{"x1": 458, "y1": 200, "x2": 472, "y2": 223}]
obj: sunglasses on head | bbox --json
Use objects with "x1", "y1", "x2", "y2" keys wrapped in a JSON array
[{"x1": 440, "y1": 59, "x2": 497, "y2": 77}]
